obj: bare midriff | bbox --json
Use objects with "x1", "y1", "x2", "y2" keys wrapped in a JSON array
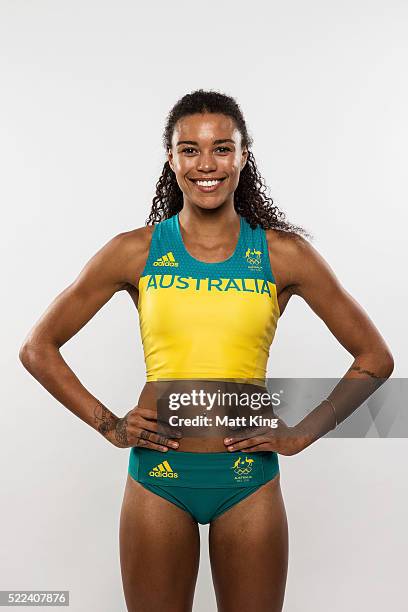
[{"x1": 136, "y1": 379, "x2": 271, "y2": 453}]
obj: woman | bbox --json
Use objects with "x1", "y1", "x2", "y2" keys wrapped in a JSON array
[{"x1": 20, "y1": 90, "x2": 394, "y2": 612}]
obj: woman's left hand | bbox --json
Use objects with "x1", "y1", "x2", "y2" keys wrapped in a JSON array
[{"x1": 223, "y1": 418, "x2": 312, "y2": 456}]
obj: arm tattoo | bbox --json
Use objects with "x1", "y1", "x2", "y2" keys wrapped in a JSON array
[
  {"x1": 348, "y1": 365, "x2": 381, "y2": 380},
  {"x1": 93, "y1": 401, "x2": 118, "y2": 437},
  {"x1": 94, "y1": 401, "x2": 130, "y2": 446},
  {"x1": 115, "y1": 414, "x2": 129, "y2": 446}
]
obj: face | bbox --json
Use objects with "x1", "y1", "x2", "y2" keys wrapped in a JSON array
[{"x1": 168, "y1": 113, "x2": 248, "y2": 210}]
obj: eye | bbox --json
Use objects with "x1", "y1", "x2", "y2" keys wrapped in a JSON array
[{"x1": 180, "y1": 146, "x2": 232, "y2": 155}]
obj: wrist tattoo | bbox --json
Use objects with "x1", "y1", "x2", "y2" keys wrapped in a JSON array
[
  {"x1": 115, "y1": 415, "x2": 129, "y2": 446},
  {"x1": 93, "y1": 401, "x2": 118, "y2": 437}
]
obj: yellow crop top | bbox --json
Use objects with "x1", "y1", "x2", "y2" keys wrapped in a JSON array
[{"x1": 137, "y1": 212, "x2": 280, "y2": 384}]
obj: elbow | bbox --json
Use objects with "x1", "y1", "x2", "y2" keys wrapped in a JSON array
[
  {"x1": 19, "y1": 342, "x2": 35, "y2": 370},
  {"x1": 383, "y1": 352, "x2": 394, "y2": 378},
  {"x1": 377, "y1": 349, "x2": 394, "y2": 378},
  {"x1": 19, "y1": 332, "x2": 59, "y2": 373},
  {"x1": 354, "y1": 349, "x2": 395, "y2": 379},
  {"x1": 19, "y1": 339, "x2": 51, "y2": 372}
]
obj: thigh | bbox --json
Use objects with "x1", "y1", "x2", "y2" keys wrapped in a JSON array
[
  {"x1": 120, "y1": 474, "x2": 200, "y2": 612},
  {"x1": 209, "y1": 474, "x2": 288, "y2": 612}
]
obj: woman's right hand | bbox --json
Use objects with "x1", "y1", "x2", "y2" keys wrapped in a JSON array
[{"x1": 106, "y1": 406, "x2": 181, "y2": 451}]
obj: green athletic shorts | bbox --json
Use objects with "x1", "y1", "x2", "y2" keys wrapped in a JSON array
[{"x1": 128, "y1": 447, "x2": 280, "y2": 525}]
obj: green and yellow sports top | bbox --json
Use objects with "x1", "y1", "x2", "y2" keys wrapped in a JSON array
[{"x1": 137, "y1": 212, "x2": 280, "y2": 384}]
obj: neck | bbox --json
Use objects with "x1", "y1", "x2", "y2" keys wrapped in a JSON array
[{"x1": 178, "y1": 203, "x2": 240, "y2": 240}]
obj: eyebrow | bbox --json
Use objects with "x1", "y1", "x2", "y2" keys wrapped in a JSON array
[{"x1": 176, "y1": 139, "x2": 235, "y2": 146}]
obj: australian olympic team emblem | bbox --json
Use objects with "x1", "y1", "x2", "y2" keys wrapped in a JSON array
[
  {"x1": 245, "y1": 247, "x2": 262, "y2": 269},
  {"x1": 231, "y1": 456, "x2": 255, "y2": 482}
]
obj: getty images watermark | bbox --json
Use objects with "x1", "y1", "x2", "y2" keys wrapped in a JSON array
[
  {"x1": 166, "y1": 387, "x2": 282, "y2": 430},
  {"x1": 152, "y1": 378, "x2": 408, "y2": 438}
]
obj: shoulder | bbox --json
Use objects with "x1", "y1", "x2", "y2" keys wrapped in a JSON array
[
  {"x1": 100, "y1": 225, "x2": 156, "y2": 289},
  {"x1": 114, "y1": 224, "x2": 155, "y2": 254},
  {"x1": 265, "y1": 228, "x2": 329, "y2": 293},
  {"x1": 110, "y1": 225, "x2": 155, "y2": 259},
  {"x1": 265, "y1": 227, "x2": 307, "y2": 255}
]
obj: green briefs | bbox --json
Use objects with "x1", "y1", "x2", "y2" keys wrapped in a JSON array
[{"x1": 128, "y1": 447, "x2": 280, "y2": 525}]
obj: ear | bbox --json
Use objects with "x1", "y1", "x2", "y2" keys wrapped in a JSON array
[
  {"x1": 168, "y1": 148, "x2": 174, "y2": 172},
  {"x1": 241, "y1": 147, "x2": 248, "y2": 170}
]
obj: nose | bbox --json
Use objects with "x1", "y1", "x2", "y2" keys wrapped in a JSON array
[{"x1": 196, "y1": 151, "x2": 217, "y2": 173}]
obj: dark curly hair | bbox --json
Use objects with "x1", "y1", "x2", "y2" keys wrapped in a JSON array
[{"x1": 146, "y1": 89, "x2": 311, "y2": 238}]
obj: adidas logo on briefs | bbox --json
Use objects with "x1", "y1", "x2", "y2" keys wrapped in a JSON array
[
  {"x1": 153, "y1": 251, "x2": 179, "y2": 267},
  {"x1": 148, "y1": 460, "x2": 179, "y2": 478}
]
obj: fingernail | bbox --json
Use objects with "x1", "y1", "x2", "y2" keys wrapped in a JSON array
[
  {"x1": 224, "y1": 438, "x2": 232, "y2": 444},
  {"x1": 228, "y1": 445, "x2": 234, "y2": 451},
  {"x1": 170, "y1": 441, "x2": 179, "y2": 448}
]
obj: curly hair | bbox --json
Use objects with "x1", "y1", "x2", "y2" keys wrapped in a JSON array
[{"x1": 146, "y1": 89, "x2": 311, "y2": 238}]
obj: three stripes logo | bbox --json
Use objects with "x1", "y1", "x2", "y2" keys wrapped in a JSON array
[
  {"x1": 148, "y1": 460, "x2": 179, "y2": 479},
  {"x1": 153, "y1": 251, "x2": 179, "y2": 267}
]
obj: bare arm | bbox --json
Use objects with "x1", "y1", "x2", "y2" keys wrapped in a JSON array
[
  {"x1": 19, "y1": 228, "x2": 179, "y2": 451},
  {"x1": 287, "y1": 236, "x2": 394, "y2": 445}
]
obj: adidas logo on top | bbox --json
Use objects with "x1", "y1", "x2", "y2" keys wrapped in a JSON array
[
  {"x1": 153, "y1": 251, "x2": 179, "y2": 267},
  {"x1": 149, "y1": 460, "x2": 179, "y2": 478}
]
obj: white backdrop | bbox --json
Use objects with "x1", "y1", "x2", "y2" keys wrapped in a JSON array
[{"x1": 1, "y1": 1, "x2": 407, "y2": 610}]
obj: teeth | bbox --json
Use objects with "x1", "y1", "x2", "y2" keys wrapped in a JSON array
[{"x1": 195, "y1": 180, "x2": 221, "y2": 187}]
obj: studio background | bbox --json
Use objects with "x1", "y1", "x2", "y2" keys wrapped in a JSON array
[{"x1": 1, "y1": 1, "x2": 406, "y2": 610}]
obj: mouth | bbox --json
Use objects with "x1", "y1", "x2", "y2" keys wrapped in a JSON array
[{"x1": 189, "y1": 177, "x2": 226, "y2": 193}]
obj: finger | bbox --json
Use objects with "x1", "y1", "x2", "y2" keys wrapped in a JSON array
[
  {"x1": 134, "y1": 415, "x2": 182, "y2": 438},
  {"x1": 224, "y1": 432, "x2": 256, "y2": 445},
  {"x1": 227, "y1": 436, "x2": 264, "y2": 451},
  {"x1": 139, "y1": 429, "x2": 180, "y2": 449},
  {"x1": 244, "y1": 443, "x2": 274, "y2": 452},
  {"x1": 138, "y1": 409, "x2": 180, "y2": 433},
  {"x1": 132, "y1": 406, "x2": 159, "y2": 420},
  {"x1": 224, "y1": 427, "x2": 270, "y2": 445},
  {"x1": 134, "y1": 437, "x2": 172, "y2": 452}
]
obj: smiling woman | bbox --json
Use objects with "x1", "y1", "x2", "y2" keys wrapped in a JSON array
[
  {"x1": 170, "y1": 112, "x2": 250, "y2": 211},
  {"x1": 20, "y1": 88, "x2": 393, "y2": 612},
  {"x1": 180, "y1": 138, "x2": 232, "y2": 192},
  {"x1": 147, "y1": 89, "x2": 310, "y2": 235}
]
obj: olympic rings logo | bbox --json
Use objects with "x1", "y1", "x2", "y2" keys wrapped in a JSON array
[{"x1": 246, "y1": 257, "x2": 261, "y2": 265}]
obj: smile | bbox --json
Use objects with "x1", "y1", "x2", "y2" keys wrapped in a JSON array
[{"x1": 189, "y1": 178, "x2": 226, "y2": 192}]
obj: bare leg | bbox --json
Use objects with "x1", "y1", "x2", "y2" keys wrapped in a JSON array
[
  {"x1": 209, "y1": 474, "x2": 289, "y2": 612},
  {"x1": 119, "y1": 474, "x2": 200, "y2": 612}
]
